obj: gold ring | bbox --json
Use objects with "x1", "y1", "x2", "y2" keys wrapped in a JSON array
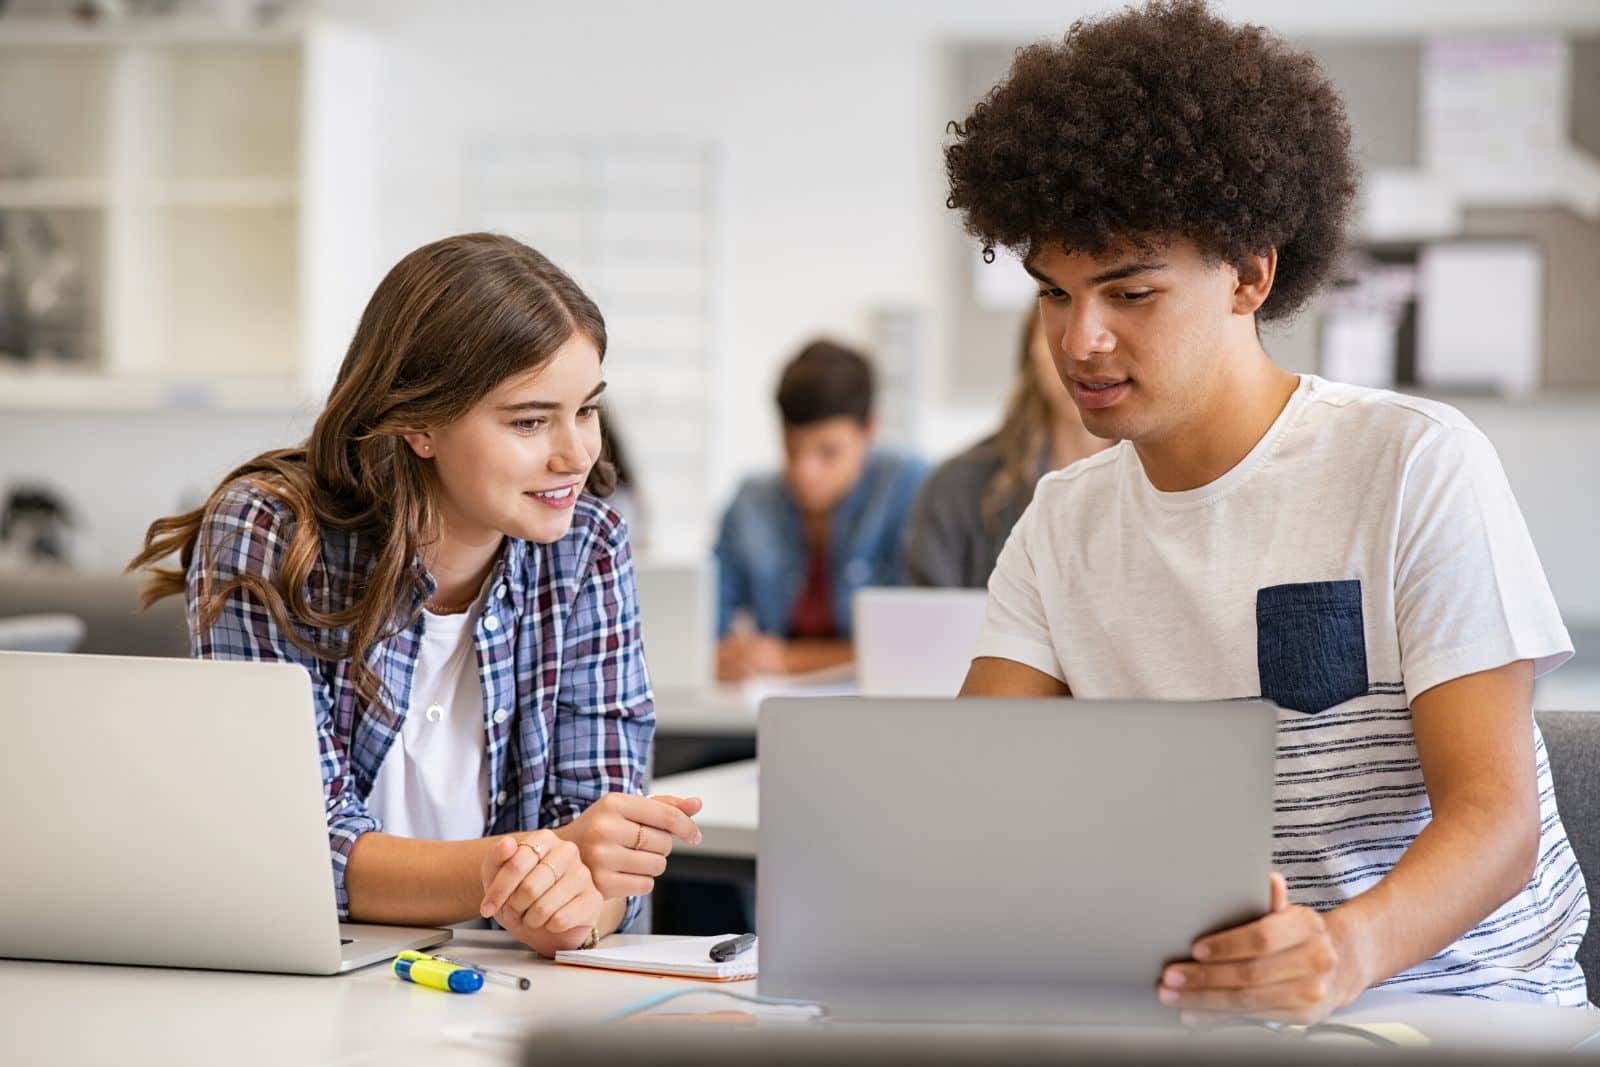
[
  {"x1": 632, "y1": 823, "x2": 646, "y2": 851},
  {"x1": 517, "y1": 839, "x2": 545, "y2": 862},
  {"x1": 537, "y1": 858, "x2": 560, "y2": 884}
]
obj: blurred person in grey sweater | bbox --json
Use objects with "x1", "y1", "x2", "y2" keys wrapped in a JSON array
[{"x1": 903, "y1": 306, "x2": 1111, "y2": 588}]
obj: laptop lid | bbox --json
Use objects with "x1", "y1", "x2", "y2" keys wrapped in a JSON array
[
  {"x1": 0, "y1": 651, "x2": 351, "y2": 974},
  {"x1": 757, "y1": 696, "x2": 1276, "y2": 1021},
  {"x1": 853, "y1": 588, "x2": 989, "y2": 698}
]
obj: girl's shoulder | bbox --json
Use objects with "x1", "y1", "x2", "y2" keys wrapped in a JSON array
[
  {"x1": 196, "y1": 474, "x2": 365, "y2": 587},
  {"x1": 199, "y1": 474, "x2": 303, "y2": 555}
]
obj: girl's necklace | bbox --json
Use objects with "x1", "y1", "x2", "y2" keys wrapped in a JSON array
[{"x1": 425, "y1": 592, "x2": 475, "y2": 615}]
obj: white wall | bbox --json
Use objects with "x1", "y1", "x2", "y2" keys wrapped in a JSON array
[
  {"x1": 317, "y1": 0, "x2": 1600, "y2": 475},
  {"x1": 324, "y1": 0, "x2": 1600, "y2": 622},
  {"x1": 5, "y1": 0, "x2": 1599, "y2": 623},
  {"x1": 1455, "y1": 401, "x2": 1600, "y2": 626},
  {"x1": 0, "y1": 408, "x2": 315, "y2": 572}
]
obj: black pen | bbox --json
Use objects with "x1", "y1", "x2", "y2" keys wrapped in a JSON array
[{"x1": 709, "y1": 933, "x2": 756, "y2": 962}]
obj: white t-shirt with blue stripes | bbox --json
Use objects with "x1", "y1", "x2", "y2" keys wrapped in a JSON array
[{"x1": 975, "y1": 374, "x2": 1589, "y2": 1004}]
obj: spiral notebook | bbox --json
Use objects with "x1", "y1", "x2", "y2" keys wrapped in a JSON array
[{"x1": 554, "y1": 935, "x2": 758, "y2": 981}]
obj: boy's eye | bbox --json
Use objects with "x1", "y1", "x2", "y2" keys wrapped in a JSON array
[
  {"x1": 578, "y1": 405, "x2": 599, "y2": 419},
  {"x1": 1119, "y1": 289, "x2": 1155, "y2": 302},
  {"x1": 1037, "y1": 288, "x2": 1068, "y2": 302}
]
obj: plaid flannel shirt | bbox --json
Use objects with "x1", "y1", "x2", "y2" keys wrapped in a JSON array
[{"x1": 187, "y1": 478, "x2": 655, "y2": 928}]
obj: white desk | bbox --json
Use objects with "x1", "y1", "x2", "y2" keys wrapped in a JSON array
[
  {"x1": 654, "y1": 758, "x2": 760, "y2": 860},
  {"x1": 4, "y1": 932, "x2": 1598, "y2": 1065},
  {"x1": 0, "y1": 932, "x2": 682, "y2": 1067},
  {"x1": 652, "y1": 670, "x2": 856, "y2": 739},
  {"x1": 651, "y1": 685, "x2": 760, "y2": 738}
]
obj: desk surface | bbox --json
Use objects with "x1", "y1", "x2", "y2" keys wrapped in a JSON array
[
  {"x1": 0, "y1": 932, "x2": 681, "y2": 1067},
  {"x1": 4, "y1": 932, "x2": 1598, "y2": 1066},
  {"x1": 651, "y1": 685, "x2": 759, "y2": 737},
  {"x1": 652, "y1": 670, "x2": 856, "y2": 738},
  {"x1": 653, "y1": 671, "x2": 1600, "y2": 738}
]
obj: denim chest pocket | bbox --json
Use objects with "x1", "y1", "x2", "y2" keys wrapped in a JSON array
[{"x1": 1256, "y1": 580, "x2": 1369, "y2": 714}]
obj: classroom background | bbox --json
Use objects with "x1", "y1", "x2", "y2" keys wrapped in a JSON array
[{"x1": 1, "y1": 0, "x2": 1597, "y2": 704}]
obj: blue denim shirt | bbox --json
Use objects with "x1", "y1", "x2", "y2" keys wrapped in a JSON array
[{"x1": 713, "y1": 449, "x2": 928, "y2": 638}]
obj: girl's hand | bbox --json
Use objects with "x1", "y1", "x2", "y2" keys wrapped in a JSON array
[
  {"x1": 478, "y1": 832, "x2": 603, "y2": 955},
  {"x1": 553, "y1": 792, "x2": 703, "y2": 899}
]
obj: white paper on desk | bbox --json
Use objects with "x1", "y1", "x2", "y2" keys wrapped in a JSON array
[{"x1": 555, "y1": 935, "x2": 758, "y2": 980}]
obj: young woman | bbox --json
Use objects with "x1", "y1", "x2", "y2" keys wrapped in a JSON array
[
  {"x1": 132, "y1": 233, "x2": 700, "y2": 955},
  {"x1": 903, "y1": 306, "x2": 1110, "y2": 588}
]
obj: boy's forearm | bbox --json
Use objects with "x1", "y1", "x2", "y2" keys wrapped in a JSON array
[{"x1": 1325, "y1": 803, "x2": 1537, "y2": 996}]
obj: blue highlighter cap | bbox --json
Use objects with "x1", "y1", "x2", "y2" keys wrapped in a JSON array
[{"x1": 448, "y1": 968, "x2": 484, "y2": 993}]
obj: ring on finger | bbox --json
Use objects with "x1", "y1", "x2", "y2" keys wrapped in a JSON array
[
  {"x1": 632, "y1": 822, "x2": 646, "y2": 851},
  {"x1": 517, "y1": 839, "x2": 545, "y2": 862},
  {"x1": 537, "y1": 858, "x2": 561, "y2": 886}
]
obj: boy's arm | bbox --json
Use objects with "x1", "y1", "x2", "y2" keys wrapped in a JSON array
[{"x1": 1160, "y1": 659, "x2": 1540, "y2": 1024}]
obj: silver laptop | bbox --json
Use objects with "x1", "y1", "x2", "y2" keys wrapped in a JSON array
[
  {"x1": 757, "y1": 697, "x2": 1276, "y2": 1022},
  {"x1": 635, "y1": 560, "x2": 713, "y2": 689},
  {"x1": 0, "y1": 651, "x2": 449, "y2": 974},
  {"x1": 853, "y1": 587, "x2": 989, "y2": 697}
]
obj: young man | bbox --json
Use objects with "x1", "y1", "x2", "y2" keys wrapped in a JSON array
[
  {"x1": 714, "y1": 340, "x2": 927, "y2": 682},
  {"x1": 947, "y1": 0, "x2": 1587, "y2": 1021}
]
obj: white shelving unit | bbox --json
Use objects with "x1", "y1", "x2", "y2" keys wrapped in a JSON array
[{"x1": 0, "y1": 15, "x2": 380, "y2": 411}]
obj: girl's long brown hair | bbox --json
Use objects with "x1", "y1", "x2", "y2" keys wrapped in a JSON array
[
  {"x1": 129, "y1": 232, "x2": 611, "y2": 712},
  {"x1": 979, "y1": 305, "x2": 1053, "y2": 530}
]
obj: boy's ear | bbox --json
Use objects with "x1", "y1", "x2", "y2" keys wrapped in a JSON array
[{"x1": 1232, "y1": 247, "x2": 1278, "y2": 316}]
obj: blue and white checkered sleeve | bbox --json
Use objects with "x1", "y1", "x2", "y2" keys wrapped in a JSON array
[
  {"x1": 545, "y1": 511, "x2": 656, "y2": 931},
  {"x1": 187, "y1": 481, "x2": 379, "y2": 919}
]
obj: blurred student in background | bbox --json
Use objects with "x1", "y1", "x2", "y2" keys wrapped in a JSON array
[
  {"x1": 713, "y1": 340, "x2": 927, "y2": 682},
  {"x1": 904, "y1": 305, "x2": 1111, "y2": 588}
]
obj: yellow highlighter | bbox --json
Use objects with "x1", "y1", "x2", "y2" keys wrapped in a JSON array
[{"x1": 393, "y1": 951, "x2": 484, "y2": 994}]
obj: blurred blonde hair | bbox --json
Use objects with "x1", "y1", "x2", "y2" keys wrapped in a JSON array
[{"x1": 979, "y1": 304, "x2": 1053, "y2": 531}]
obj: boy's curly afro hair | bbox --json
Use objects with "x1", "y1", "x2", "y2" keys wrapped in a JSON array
[{"x1": 945, "y1": 0, "x2": 1358, "y2": 322}]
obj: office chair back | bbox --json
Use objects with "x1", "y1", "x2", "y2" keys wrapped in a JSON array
[{"x1": 1537, "y1": 709, "x2": 1600, "y2": 1005}]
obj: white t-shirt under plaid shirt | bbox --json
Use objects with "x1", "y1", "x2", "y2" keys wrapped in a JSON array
[{"x1": 975, "y1": 375, "x2": 1588, "y2": 1003}]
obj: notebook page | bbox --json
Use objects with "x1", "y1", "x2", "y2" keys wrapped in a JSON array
[{"x1": 555, "y1": 935, "x2": 758, "y2": 979}]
